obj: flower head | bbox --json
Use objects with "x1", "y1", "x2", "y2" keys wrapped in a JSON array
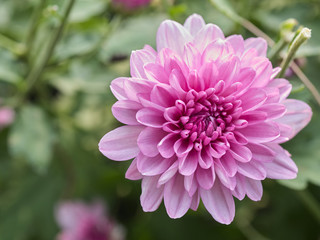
[
  {"x1": 55, "y1": 200, "x2": 124, "y2": 240},
  {"x1": 0, "y1": 102, "x2": 15, "y2": 130},
  {"x1": 99, "y1": 14, "x2": 312, "y2": 224},
  {"x1": 111, "y1": 0, "x2": 151, "y2": 10}
]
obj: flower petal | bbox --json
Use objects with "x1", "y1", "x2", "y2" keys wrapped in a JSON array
[
  {"x1": 183, "y1": 14, "x2": 206, "y2": 36},
  {"x1": 157, "y1": 20, "x2": 192, "y2": 56},
  {"x1": 141, "y1": 176, "x2": 164, "y2": 212},
  {"x1": 136, "y1": 107, "x2": 165, "y2": 128},
  {"x1": 125, "y1": 158, "x2": 143, "y2": 180},
  {"x1": 237, "y1": 161, "x2": 267, "y2": 180},
  {"x1": 237, "y1": 122, "x2": 280, "y2": 143},
  {"x1": 137, "y1": 127, "x2": 166, "y2": 157},
  {"x1": 99, "y1": 126, "x2": 144, "y2": 161},
  {"x1": 276, "y1": 99, "x2": 312, "y2": 140},
  {"x1": 130, "y1": 45, "x2": 157, "y2": 79},
  {"x1": 200, "y1": 180, "x2": 235, "y2": 225},
  {"x1": 112, "y1": 100, "x2": 142, "y2": 125},
  {"x1": 137, "y1": 153, "x2": 174, "y2": 176},
  {"x1": 244, "y1": 37, "x2": 268, "y2": 57},
  {"x1": 263, "y1": 144, "x2": 298, "y2": 179},
  {"x1": 164, "y1": 174, "x2": 193, "y2": 218}
]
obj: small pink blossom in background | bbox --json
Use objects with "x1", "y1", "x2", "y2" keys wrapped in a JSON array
[
  {"x1": 111, "y1": 0, "x2": 151, "y2": 10},
  {"x1": 55, "y1": 200, "x2": 124, "y2": 240},
  {"x1": 0, "y1": 105, "x2": 15, "y2": 129},
  {"x1": 99, "y1": 14, "x2": 312, "y2": 224}
]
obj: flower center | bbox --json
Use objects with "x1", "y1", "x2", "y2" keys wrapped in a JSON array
[{"x1": 163, "y1": 89, "x2": 245, "y2": 153}]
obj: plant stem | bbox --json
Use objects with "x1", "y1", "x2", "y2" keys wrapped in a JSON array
[
  {"x1": 24, "y1": 0, "x2": 76, "y2": 94},
  {"x1": 268, "y1": 38, "x2": 286, "y2": 61},
  {"x1": 278, "y1": 28, "x2": 311, "y2": 78},
  {"x1": 297, "y1": 189, "x2": 320, "y2": 225}
]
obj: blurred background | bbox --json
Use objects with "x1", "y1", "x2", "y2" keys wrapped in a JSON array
[{"x1": 0, "y1": 0, "x2": 320, "y2": 239}]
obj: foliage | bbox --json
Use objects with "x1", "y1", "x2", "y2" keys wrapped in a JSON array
[{"x1": 0, "y1": 0, "x2": 319, "y2": 239}]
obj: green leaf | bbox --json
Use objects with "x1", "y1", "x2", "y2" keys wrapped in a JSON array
[
  {"x1": 69, "y1": 0, "x2": 108, "y2": 23},
  {"x1": 8, "y1": 105, "x2": 55, "y2": 174},
  {"x1": 100, "y1": 13, "x2": 168, "y2": 61}
]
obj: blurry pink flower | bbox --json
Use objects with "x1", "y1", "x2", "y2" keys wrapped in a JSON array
[
  {"x1": 99, "y1": 14, "x2": 312, "y2": 224},
  {"x1": 55, "y1": 200, "x2": 124, "y2": 240},
  {"x1": 0, "y1": 106, "x2": 15, "y2": 129},
  {"x1": 111, "y1": 0, "x2": 151, "y2": 10}
]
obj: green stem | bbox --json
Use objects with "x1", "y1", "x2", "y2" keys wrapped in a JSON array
[
  {"x1": 24, "y1": 0, "x2": 76, "y2": 94},
  {"x1": 268, "y1": 38, "x2": 286, "y2": 61},
  {"x1": 25, "y1": 0, "x2": 47, "y2": 58},
  {"x1": 278, "y1": 28, "x2": 311, "y2": 78},
  {"x1": 297, "y1": 189, "x2": 320, "y2": 225}
]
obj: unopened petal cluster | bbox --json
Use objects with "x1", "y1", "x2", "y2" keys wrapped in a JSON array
[
  {"x1": 99, "y1": 14, "x2": 312, "y2": 224},
  {"x1": 55, "y1": 200, "x2": 124, "y2": 240},
  {"x1": 112, "y1": 0, "x2": 151, "y2": 10}
]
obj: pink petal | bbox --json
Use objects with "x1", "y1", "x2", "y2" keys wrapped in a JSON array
[
  {"x1": 158, "y1": 133, "x2": 180, "y2": 158},
  {"x1": 263, "y1": 144, "x2": 298, "y2": 179},
  {"x1": 157, "y1": 20, "x2": 193, "y2": 56},
  {"x1": 237, "y1": 161, "x2": 267, "y2": 180},
  {"x1": 190, "y1": 193, "x2": 200, "y2": 211},
  {"x1": 124, "y1": 78, "x2": 154, "y2": 102},
  {"x1": 237, "y1": 122, "x2": 280, "y2": 143},
  {"x1": 245, "y1": 178, "x2": 263, "y2": 201},
  {"x1": 229, "y1": 144, "x2": 252, "y2": 162},
  {"x1": 184, "y1": 173, "x2": 198, "y2": 196},
  {"x1": 226, "y1": 35, "x2": 244, "y2": 56},
  {"x1": 257, "y1": 103, "x2": 286, "y2": 119},
  {"x1": 276, "y1": 99, "x2": 312, "y2": 140},
  {"x1": 215, "y1": 161, "x2": 236, "y2": 190},
  {"x1": 112, "y1": 100, "x2": 142, "y2": 125},
  {"x1": 110, "y1": 77, "x2": 127, "y2": 100},
  {"x1": 141, "y1": 176, "x2": 164, "y2": 212},
  {"x1": 164, "y1": 174, "x2": 193, "y2": 218},
  {"x1": 158, "y1": 161, "x2": 178, "y2": 186},
  {"x1": 136, "y1": 153, "x2": 174, "y2": 176},
  {"x1": 244, "y1": 37, "x2": 268, "y2": 57},
  {"x1": 150, "y1": 84, "x2": 177, "y2": 108},
  {"x1": 194, "y1": 24, "x2": 225, "y2": 52},
  {"x1": 137, "y1": 127, "x2": 166, "y2": 157},
  {"x1": 99, "y1": 126, "x2": 144, "y2": 161},
  {"x1": 130, "y1": 45, "x2": 157, "y2": 79},
  {"x1": 200, "y1": 180, "x2": 235, "y2": 225},
  {"x1": 179, "y1": 150, "x2": 199, "y2": 176},
  {"x1": 240, "y1": 88, "x2": 267, "y2": 112},
  {"x1": 220, "y1": 152, "x2": 238, "y2": 177},
  {"x1": 196, "y1": 166, "x2": 215, "y2": 190},
  {"x1": 246, "y1": 143, "x2": 275, "y2": 163},
  {"x1": 125, "y1": 158, "x2": 143, "y2": 180},
  {"x1": 183, "y1": 14, "x2": 206, "y2": 36},
  {"x1": 267, "y1": 78, "x2": 292, "y2": 102},
  {"x1": 136, "y1": 108, "x2": 165, "y2": 128}
]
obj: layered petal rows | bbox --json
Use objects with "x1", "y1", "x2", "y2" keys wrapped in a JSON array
[{"x1": 99, "y1": 14, "x2": 312, "y2": 224}]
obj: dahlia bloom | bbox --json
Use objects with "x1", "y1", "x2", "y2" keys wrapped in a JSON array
[
  {"x1": 99, "y1": 14, "x2": 312, "y2": 224},
  {"x1": 0, "y1": 105, "x2": 14, "y2": 130},
  {"x1": 111, "y1": 0, "x2": 151, "y2": 10},
  {"x1": 55, "y1": 200, "x2": 124, "y2": 240}
]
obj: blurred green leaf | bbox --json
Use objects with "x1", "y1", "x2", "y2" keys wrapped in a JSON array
[
  {"x1": 8, "y1": 105, "x2": 55, "y2": 174},
  {"x1": 69, "y1": 0, "x2": 108, "y2": 23},
  {"x1": 100, "y1": 13, "x2": 167, "y2": 61}
]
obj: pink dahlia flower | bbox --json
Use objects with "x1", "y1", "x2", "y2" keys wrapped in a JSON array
[
  {"x1": 111, "y1": 0, "x2": 151, "y2": 10},
  {"x1": 99, "y1": 14, "x2": 312, "y2": 224},
  {"x1": 0, "y1": 106, "x2": 15, "y2": 129},
  {"x1": 55, "y1": 200, "x2": 124, "y2": 240}
]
